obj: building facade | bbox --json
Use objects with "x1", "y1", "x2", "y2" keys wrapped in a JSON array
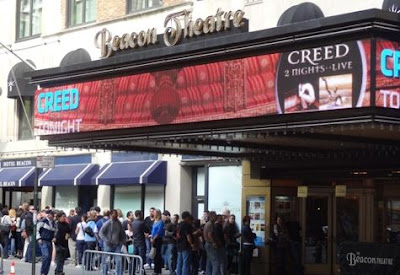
[{"x1": 1, "y1": 0, "x2": 399, "y2": 274}]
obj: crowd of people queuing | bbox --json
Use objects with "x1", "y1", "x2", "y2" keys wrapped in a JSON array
[{"x1": 0, "y1": 203, "x2": 257, "y2": 275}]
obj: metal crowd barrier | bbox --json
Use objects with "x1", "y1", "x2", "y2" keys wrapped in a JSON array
[{"x1": 82, "y1": 249, "x2": 144, "y2": 275}]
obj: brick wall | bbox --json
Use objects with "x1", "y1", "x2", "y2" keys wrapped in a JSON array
[
  {"x1": 97, "y1": 0, "x2": 126, "y2": 22},
  {"x1": 60, "y1": 0, "x2": 188, "y2": 28},
  {"x1": 60, "y1": 0, "x2": 67, "y2": 29},
  {"x1": 163, "y1": 0, "x2": 187, "y2": 7}
]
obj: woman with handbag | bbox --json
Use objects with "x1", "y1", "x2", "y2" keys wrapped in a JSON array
[
  {"x1": 151, "y1": 209, "x2": 164, "y2": 275},
  {"x1": 84, "y1": 211, "x2": 98, "y2": 271}
]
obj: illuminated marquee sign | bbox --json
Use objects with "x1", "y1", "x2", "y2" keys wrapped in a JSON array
[
  {"x1": 376, "y1": 40, "x2": 400, "y2": 109},
  {"x1": 276, "y1": 41, "x2": 367, "y2": 113},
  {"x1": 34, "y1": 39, "x2": 372, "y2": 136},
  {"x1": 95, "y1": 8, "x2": 245, "y2": 58},
  {"x1": 37, "y1": 88, "x2": 79, "y2": 113}
]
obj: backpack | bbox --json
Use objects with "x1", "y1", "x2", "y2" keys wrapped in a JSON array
[
  {"x1": 84, "y1": 222, "x2": 95, "y2": 238},
  {"x1": 0, "y1": 217, "x2": 10, "y2": 234}
]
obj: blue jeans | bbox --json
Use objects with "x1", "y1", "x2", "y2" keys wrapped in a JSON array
[
  {"x1": 10, "y1": 237, "x2": 15, "y2": 256},
  {"x1": 1, "y1": 232, "x2": 9, "y2": 258},
  {"x1": 76, "y1": 240, "x2": 86, "y2": 265},
  {"x1": 40, "y1": 240, "x2": 52, "y2": 275},
  {"x1": 176, "y1": 250, "x2": 191, "y2": 275},
  {"x1": 217, "y1": 246, "x2": 227, "y2": 275},
  {"x1": 102, "y1": 243, "x2": 122, "y2": 275},
  {"x1": 205, "y1": 243, "x2": 220, "y2": 275},
  {"x1": 129, "y1": 242, "x2": 146, "y2": 274},
  {"x1": 145, "y1": 238, "x2": 153, "y2": 265},
  {"x1": 162, "y1": 244, "x2": 168, "y2": 268},
  {"x1": 167, "y1": 243, "x2": 177, "y2": 273},
  {"x1": 25, "y1": 238, "x2": 42, "y2": 263}
]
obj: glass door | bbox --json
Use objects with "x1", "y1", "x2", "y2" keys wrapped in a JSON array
[
  {"x1": 301, "y1": 190, "x2": 333, "y2": 274},
  {"x1": 334, "y1": 195, "x2": 359, "y2": 273},
  {"x1": 301, "y1": 188, "x2": 361, "y2": 275}
]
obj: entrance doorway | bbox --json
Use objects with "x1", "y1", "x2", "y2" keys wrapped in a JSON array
[{"x1": 300, "y1": 187, "x2": 362, "y2": 275}]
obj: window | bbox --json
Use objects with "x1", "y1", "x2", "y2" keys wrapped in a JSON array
[
  {"x1": 55, "y1": 186, "x2": 78, "y2": 214},
  {"x1": 68, "y1": 0, "x2": 97, "y2": 27},
  {"x1": 144, "y1": 185, "x2": 164, "y2": 212},
  {"x1": 192, "y1": 165, "x2": 242, "y2": 220},
  {"x1": 208, "y1": 166, "x2": 242, "y2": 219},
  {"x1": 17, "y1": 97, "x2": 34, "y2": 140},
  {"x1": 128, "y1": 0, "x2": 161, "y2": 13},
  {"x1": 114, "y1": 186, "x2": 141, "y2": 217},
  {"x1": 17, "y1": 0, "x2": 42, "y2": 40}
]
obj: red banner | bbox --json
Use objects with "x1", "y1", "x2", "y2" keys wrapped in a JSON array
[{"x1": 34, "y1": 40, "x2": 372, "y2": 136}]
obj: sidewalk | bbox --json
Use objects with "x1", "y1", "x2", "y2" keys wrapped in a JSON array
[{"x1": 2, "y1": 258, "x2": 174, "y2": 274}]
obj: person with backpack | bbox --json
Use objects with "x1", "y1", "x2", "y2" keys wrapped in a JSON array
[
  {"x1": 84, "y1": 211, "x2": 98, "y2": 270},
  {"x1": 176, "y1": 211, "x2": 195, "y2": 275},
  {"x1": 54, "y1": 212, "x2": 71, "y2": 275},
  {"x1": 37, "y1": 210, "x2": 56, "y2": 275}
]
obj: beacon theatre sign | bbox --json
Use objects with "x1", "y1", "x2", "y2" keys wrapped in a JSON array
[{"x1": 94, "y1": 8, "x2": 245, "y2": 58}]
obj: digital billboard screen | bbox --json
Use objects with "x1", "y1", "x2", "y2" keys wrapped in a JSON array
[
  {"x1": 34, "y1": 39, "x2": 372, "y2": 136},
  {"x1": 376, "y1": 39, "x2": 400, "y2": 109}
]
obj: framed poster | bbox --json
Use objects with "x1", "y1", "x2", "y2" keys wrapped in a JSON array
[{"x1": 246, "y1": 195, "x2": 266, "y2": 247}]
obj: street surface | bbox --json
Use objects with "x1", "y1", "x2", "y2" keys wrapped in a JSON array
[{"x1": 1, "y1": 259, "x2": 171, "y2": 274}]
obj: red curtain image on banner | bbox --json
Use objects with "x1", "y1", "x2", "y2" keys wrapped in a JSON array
[{"x1": 34, "y1": 40, "x2": 371, "y2": 136}]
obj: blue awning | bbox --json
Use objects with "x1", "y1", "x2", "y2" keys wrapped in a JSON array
[
  {"x1": 39, "y1": 164, "x2": 99, "y2": 186},
  {"x1": 0, "y1": 166, "x2": 36, "y2": 187},
  {"x1": 92, "y1": 161, "x2": 166, "y2": 185}
]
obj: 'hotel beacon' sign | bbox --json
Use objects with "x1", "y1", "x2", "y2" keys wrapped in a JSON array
[{"x1": 94, "y1": 8, "x2": 245, "y2": 58}]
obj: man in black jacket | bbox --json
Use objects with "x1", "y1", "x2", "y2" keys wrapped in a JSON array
[
  {"x1": 54, "y1": 212, "x2": 71, "y2": 275},
  {"x1": 68, "y1": 206, "x2": 82, "y2": 267},
  {"x1": 144, "y1": 207, "x2": 155, "y2": 268},
  {"x1": 131, "y1": 210, "x2": 146, "y2": 273}
]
